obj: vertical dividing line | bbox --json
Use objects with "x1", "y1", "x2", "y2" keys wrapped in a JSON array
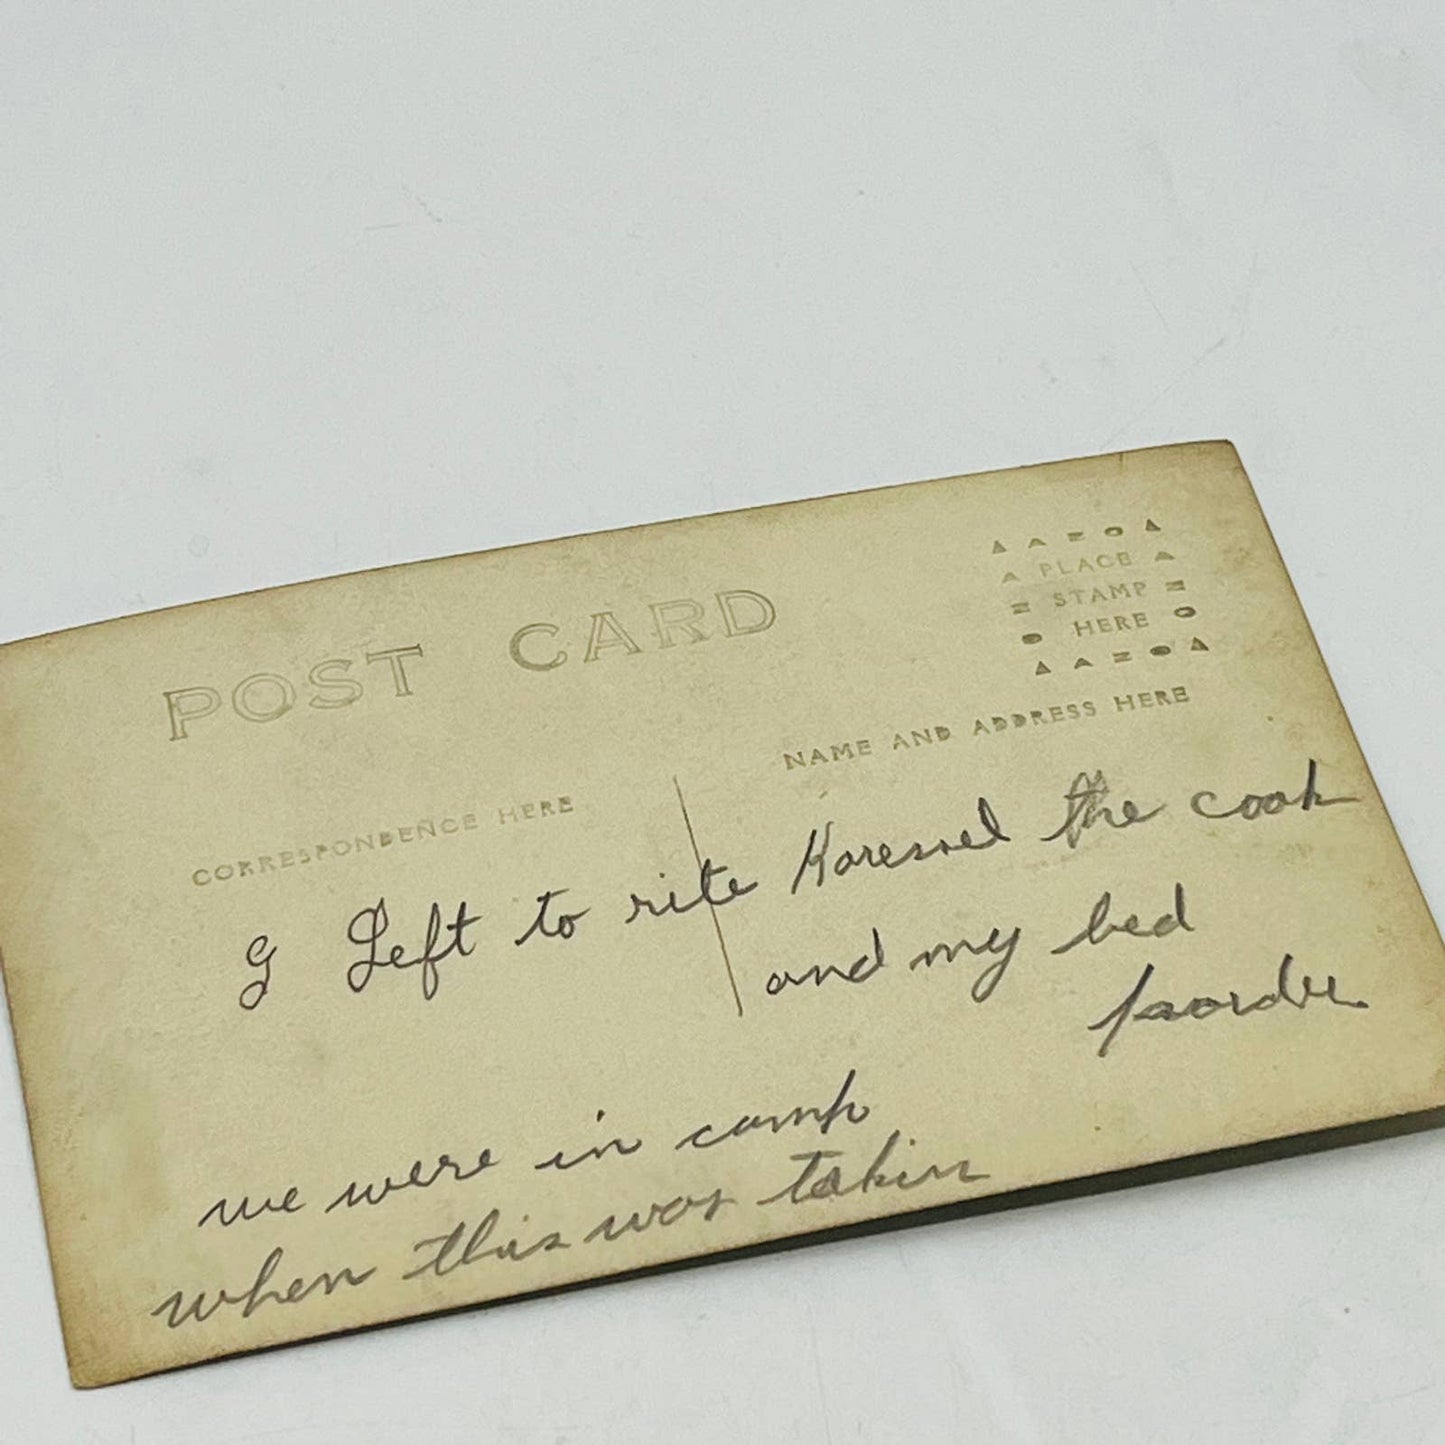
[{"x1": 672, "y1": 774, "x2": 745, "y2": 1019}]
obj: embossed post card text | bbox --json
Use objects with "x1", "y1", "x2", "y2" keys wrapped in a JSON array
[{"x1": 3, "y1": 441, "x2": 1443, "y2": 1385}]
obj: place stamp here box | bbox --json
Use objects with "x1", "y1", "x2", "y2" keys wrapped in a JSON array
[{"x1": 1, "y1": 440, "x2": 1441, "y2": 1386}]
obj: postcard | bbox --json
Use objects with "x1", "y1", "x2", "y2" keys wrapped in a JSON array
[{"x1": 2, "y1": 440, "x2": 1441, "y2": 1385}]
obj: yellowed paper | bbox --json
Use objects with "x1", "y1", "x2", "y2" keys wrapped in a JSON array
[{"x1": 2, "y1": 440, "x2": 1442, "y2": 1387}]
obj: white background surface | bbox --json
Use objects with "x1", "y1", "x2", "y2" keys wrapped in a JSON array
[{"x1": 3, "y1": 3, "x2": 1444, "y2": 1441}]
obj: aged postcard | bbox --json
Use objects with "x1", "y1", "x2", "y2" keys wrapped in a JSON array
[{"x1": 2, "y1": 440, "x2": 1443, "y2": 1386}]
